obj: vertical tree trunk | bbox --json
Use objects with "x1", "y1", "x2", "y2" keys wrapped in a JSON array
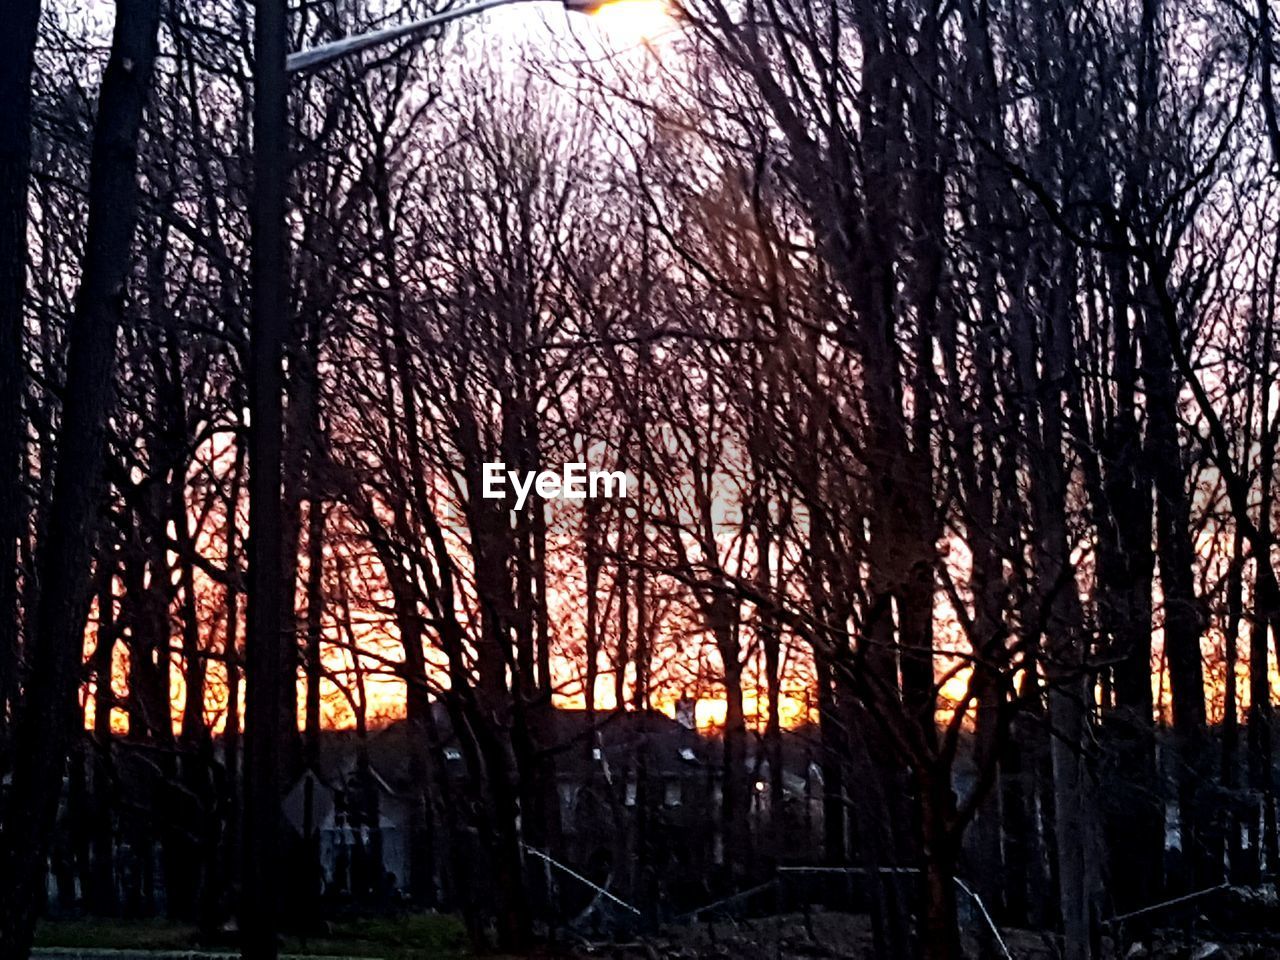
[
  {"x1": 0, "y1": 1, "x2": 161, "y2": 953},
  {"x1": 1011, "y1": 224, "x2": 1098, "y2": 958},
  {"x1": 814, "y1": 654, "x2": 846, "y2": 864},
  {"x1": 0, "y1": 0, "x2": 39, "y2": 770},
  {"x1": 300, "y1": 496, "x2": 324, "y2": 919},
  {"x1": 1223, "y1": 526, "x2": 1244, "y2": 878},
  {"x1": 277, "y1": 391, "x2": 307, "y2": 777},
  {"x1": 1249, "y1": 560, "x2": 1280, "y2": 873},
  {"x1": 919, "y1": 769, "x2": 961, "y2": 960},
  {"x1": 221, "y1": 439, "x2": 244, "y2": 914},
  {"x1": 1253, "y1": 307, "x2": 1280, "y2": 870},
  {"x1": 716, "y1": 612, "x2": 749, "y2": 880},
  {"x1": 1049, "y1": 681, "x2": 1094, "y2": 960},
  {"x1": 171, "y1": 339, "x2": 208, "y2": 748},
  {"x1": 90, "y1": 566, "x2": 118, "y2": 915},
  {"x1": 1223, "y1": 530, "x2": 1243, "y2": 792},
  {"x1": 584, "y1": 494, "x2": 601, "y2": 724},
  {"x1": 614, "y1": 560, "x2": 630, "y2": 712},
  {"x1": 302, "y1": 499, "x2": 323, "y2": 770},
  {"x1": 756, "y1": 501, "x2": 784, "y2": 848},
  {"x1": 1143, "y1": 300, "x2": 1209, "y2": 887}
]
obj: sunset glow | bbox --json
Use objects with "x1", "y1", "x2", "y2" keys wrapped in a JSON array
[
  {"x1": 25, "y1": 0, "x2": 1280, "y2": 950},
  {"x1": 589, "y1": 0, "x2": 671, "y2": 42}
]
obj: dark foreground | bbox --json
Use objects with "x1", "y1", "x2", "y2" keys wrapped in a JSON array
[{"x1": 36, "y1": 912, "x2": 1280, "y2": 960}]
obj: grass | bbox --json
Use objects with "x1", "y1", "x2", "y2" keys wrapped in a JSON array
[
  {"x1": 34, "y1": 918, "x2": 195, "y2": 951},
  {"x1": 284, "y1": 914, "x2": 472, "y2": 958},
  {"x1": 35, "y1": 913, "x2": 474, "y2": 959}
]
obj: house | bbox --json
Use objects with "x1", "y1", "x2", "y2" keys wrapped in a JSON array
[
  {"x1": 281, "y1": 762, "x2": 411, "y2": 901},
  {"x1": 279, "y1": 703, "x2": 723, "y2": 909}
]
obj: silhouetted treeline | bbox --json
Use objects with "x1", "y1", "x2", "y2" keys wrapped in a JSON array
[{"x1": 2, "y1": 2, "x2": 1280, "y2": 960}]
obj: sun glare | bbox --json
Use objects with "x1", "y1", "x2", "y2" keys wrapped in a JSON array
[{"x1": 591, "y1": 0, "x2": 672, "y2": 42}]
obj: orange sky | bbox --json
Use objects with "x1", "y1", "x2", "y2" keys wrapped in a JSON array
[{"x1": 79, "y1": 436, "x2": 1274, "y2": 741}]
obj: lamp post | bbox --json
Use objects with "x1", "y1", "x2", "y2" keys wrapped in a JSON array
[
  {"x1": 243, "y1": 1, "x2": 655, "y2": 957},
  {"x1": 287, "y1": 0, "x2": 628, "y2": 73}
]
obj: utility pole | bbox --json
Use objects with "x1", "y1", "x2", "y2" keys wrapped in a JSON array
[
  {"x1": 244, "y1": 0, "x2": 288, "y2": 955},
  {"x1": 239, "y1": 4, "x2": 658, "y2": 955}
]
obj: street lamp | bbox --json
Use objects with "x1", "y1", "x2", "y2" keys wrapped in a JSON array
[
  {"x1": 245, "y1": 1, "x2": 664, "y2": 957},
  {"x1": 286, "y1": 0, "x2": 660, "y2": 74}
]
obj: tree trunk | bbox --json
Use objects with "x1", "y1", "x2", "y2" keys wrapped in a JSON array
[
  {"x1": 1143, "y1": 298, "x2": 1209, "y2": 888},
  {"x1": 302, "y1": 499, "x2": 323, "y2": 771},
  {"x1": 1223, "y1": 526, "x2": 1244, "y2": 878},
  {"x1": 919, "y1": 770, "x2": 961, "y2": 960},
  {"x1": 221, "y1": 437, "x2": 244, "y2": 903},
  {"x1": 1049, "y1": 679, "x2": 1095, "y2": 960},
  {"x1": 90, "y1": 568, "x2": 118, "y2": 915},
  {"x1": 718, "y1": 614, "x2": 749, "y2": 880},
  {"x1": 0, "y1": 0, "x2": 39, "y2": 770},
  {"x1": 0, "y1": 1, "x2": 161, "y2": 953},
  {"x1": 815, "y1": 654, "x2": 847, "y2": 864}
]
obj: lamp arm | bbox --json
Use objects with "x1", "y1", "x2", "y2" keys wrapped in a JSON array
[{"x1": 286, "y1": 0, "x2": 540, "y2": 74}]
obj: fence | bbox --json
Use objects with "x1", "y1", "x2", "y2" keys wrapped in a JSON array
[{"x1": 523, "y1": 846, "x2": 1010, "y2": 957}]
